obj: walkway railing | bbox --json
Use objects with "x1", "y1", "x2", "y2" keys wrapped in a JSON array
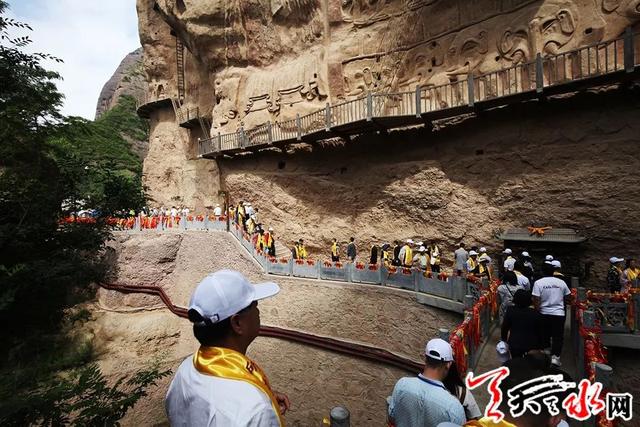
[{"x1": 197, "y1": 29, "x2": 639, "y2": 157}]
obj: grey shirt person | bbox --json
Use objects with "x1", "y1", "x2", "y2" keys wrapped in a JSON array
[{"x1": 454, "y1": 247, "x2": 468, "y2": 272}]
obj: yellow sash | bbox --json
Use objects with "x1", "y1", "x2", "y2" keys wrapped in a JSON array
[
  {"x1": 465, "y1": 417, "x2": 517, "y2": 427},
  {"x1": 193, "y1": 347, "x2": 284, "y2": 426}
]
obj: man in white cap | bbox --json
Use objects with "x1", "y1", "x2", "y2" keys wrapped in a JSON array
[
  {"x1": 502, "y1": 248, "x2": 515, "y2": 270},
  {"x1": 544, "y1": 254, "x2": 554, "y2": 264},
  {"x1": 551, "y1": 260, "x2": 569, "y2": 288},
  {"x1": 466, "y1": 250, "x2": 479, "y2": 274},
  {"x1": 166, "y1": 270, "x2": 289, "y2": 426},
  {"x1": 479, "y1": 247, "x2": 492, "y2": 265},
  {"x1": 213, "y1": 203, "x2": 223, "y2": 217},
  {"x1": 607, "y1": 257, "x2": 624, "y2": 293},
  {"x1": 521, "y1": 251, "x2": 534, "y2": 281},
  {"x1": 478, "y1": 254, "x2": 493, "y2": 280},
  {"x1": 413, "y1": 246, "x2": 430, "y2": 271},
  {"x1": 388, "y1": 338, "x2": 465, "y2": 427},
  {"x1": 399, "y1": 239, "x2": 414, "y2": 268}
]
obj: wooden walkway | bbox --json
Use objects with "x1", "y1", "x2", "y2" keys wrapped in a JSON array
[{"x1": 192, "y1": 29, "x2": 639, "y2": 158}]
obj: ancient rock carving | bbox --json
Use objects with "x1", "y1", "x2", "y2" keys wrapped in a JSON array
[
  {"x1": 213, "y1": 76, "x2": 240, "y2": 127},
  {"x1": 602, "y1": 0, "x2": 640, "y2": 17},
  {"x1": 498, "y1": 1, "x2": 579, "y2": 62}
]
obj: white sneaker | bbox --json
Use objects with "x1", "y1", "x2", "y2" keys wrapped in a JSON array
[{"x1": 551, "y1": 355, "x2": 562, "y2": 367}]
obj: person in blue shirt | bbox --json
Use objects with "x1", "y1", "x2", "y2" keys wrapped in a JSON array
[{"x1": 388, "y1": 338, "x2": 466, "y2": 427}]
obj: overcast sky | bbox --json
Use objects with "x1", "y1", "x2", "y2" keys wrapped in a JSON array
[{"x1": 7, "y1": 0, "x2": 141, "y2": 119}]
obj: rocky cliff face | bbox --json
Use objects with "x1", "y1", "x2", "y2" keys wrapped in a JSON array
[
  {"x1": 95, "y1": 48, "x2": 145, "y2": 119},
  {"x1": 134, "y1": 0, "x2": 640, "y2": 279}
]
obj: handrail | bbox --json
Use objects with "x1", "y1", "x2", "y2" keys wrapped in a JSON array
[
  {"x1": 99, "y1": 281, "x2": 422, "y2": 373},
  {"x1": 196, "y1": 29, "x2": 638, "y2": 157}
]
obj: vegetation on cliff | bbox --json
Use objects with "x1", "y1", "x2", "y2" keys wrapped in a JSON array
[{"x1": 0, "y1": 1, "x2": 164, "y2": 423}]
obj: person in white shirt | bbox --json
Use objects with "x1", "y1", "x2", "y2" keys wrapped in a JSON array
[
  {"x1": 170, "y1": 206, "x2": 178, "y2": 218},
  {"x1": 532, "y1": 263, "x2": 572, "y2": 367},
  {"x1": 453, "y1": 243, "x2": 468, "y2": 275},
  {"x1": 213, "y1": 204, "x2": 223, "y2": 216},
  {"x1": 166, "y1": 270, "x2": 290, "y2": 426},
  {"x1": 502, "y1": 248, "x2": 515, "y2": 270},
  {"x1": 513, "y1": 260, "x2": 531, "y2": 291},
  {"x1": 182, "y1": 206, "x2": 190, "y2": 217}
]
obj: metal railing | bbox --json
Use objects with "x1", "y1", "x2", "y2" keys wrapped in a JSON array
[{"x1": 196, "y1": 29, "x2": 637, "y2": 157}]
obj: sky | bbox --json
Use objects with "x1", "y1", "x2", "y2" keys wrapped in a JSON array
[{"x1": 6, "y1": 0, "x2": 141, "y2": 119}]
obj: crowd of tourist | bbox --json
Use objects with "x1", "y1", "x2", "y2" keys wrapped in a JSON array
[
  {"x1": 165, "y1": 267, "x2": 584, "y2": 427},
  {"x1": 158, "y1": 200, "x2": 640, "y2": 427}
]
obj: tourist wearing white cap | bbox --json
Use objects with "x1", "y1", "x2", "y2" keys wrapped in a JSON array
[
  {"x1": 607, "y1": 257, "x2": 624, "y2": 293},
  {"x1": 478, "y1": 254, "x2": 493, "y2": 280},
  {"x1": 532, "y1": 263, "x2": 572, "y2": 367},
  {"x1": 479, "y1": 247, "x2": 492, "y2": 266},
  {"x1": 399, "y1": 239, "x2": 414, "y2": 268},
  {"x1": 388, "y1": 338, "x2": 466, "y2": 426},
  {"x1": 502, "y1": 248, "x2": 515, "y2": 270},
  {"x1": 213, "y1": 203, "x2": 223, "y2": 217},
  {"x1": 466, "y1": 250, "x2": 479, "y2": 274},
  {"x1": 166, "y1": 270, "x2": 289, "y2": 427},
  {"x1": 551, "y1": 260, "x2": 569, "y2": 288},
  {"x1": 453, "y1": 243, "x2": 468, "y2": 276},
  {"x1": 428, "y1": 242, "x2": 441, "y2": 273},
  {"x1": 413, "y1": 246, "x2": 430, "y2": 271},
  {"x1": 520, "y1": 251, "x2": 534, "y2": 282}
]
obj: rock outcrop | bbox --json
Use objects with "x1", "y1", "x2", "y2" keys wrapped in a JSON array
[{"x1": 94, "y1": 48, "x2": 145, "y2": 119}]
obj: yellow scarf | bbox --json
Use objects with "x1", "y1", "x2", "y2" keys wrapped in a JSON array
[
  {"x1": 193, "y1": 347, "x2": 284, "y2": 426},
  {"x1": 466, "y1": 417, "x2": 518, "y2": 427}
]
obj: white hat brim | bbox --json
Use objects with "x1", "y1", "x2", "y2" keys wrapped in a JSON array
[{"x1": 252, "y1": 282, "x2": 280, "y2": 301}]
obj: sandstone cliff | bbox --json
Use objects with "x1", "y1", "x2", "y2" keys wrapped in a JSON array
[
  {"x1": 133, "y1": 0, "x2": 640, "y2": 280},
  {"x1": 95, "y1": 48, "x2": 145, "y2": 119}
]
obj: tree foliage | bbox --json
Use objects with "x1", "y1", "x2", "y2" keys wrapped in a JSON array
[{"x1": 0, "y1": 1, "x2": 163, "y2": 423}]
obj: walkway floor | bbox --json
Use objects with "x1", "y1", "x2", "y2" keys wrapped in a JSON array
[{"x1": 471, "y1": 315, "x2": 577, "y2": 412}]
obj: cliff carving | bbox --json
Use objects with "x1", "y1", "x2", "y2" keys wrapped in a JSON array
[{"x1": 134, "y1": 0, "x2": 639, "y2": 275}]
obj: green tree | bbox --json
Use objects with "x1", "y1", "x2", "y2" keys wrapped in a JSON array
[{"x1": 0, "y1": 2, "x2": 165, "y2": 423}]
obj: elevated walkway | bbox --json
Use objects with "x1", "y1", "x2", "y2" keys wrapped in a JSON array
[{"x1": 198, "y1": 29, "x2": 640, "y2": 159}]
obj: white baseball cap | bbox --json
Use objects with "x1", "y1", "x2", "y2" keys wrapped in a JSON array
[
  {"x1": 268, "y1": 227, "x2": 274, "y2": 231},
  {"x1": 417, "y1": 241, "x2": 424, "y2": 246},
  {"x1": 425, "y1": 338, "x2": 454, "y2": 362},
  {"x1": 407, "y1": 239, "x2": 414, "y2": 244},
  {"x1": 479, "y1": 247, "x2": 487, "y2": 253},
  {"x1": 419, "y1": 246, "x2": 426, "y2": 252},
  {"x1": 503, "y1": 248, "x2": 512, "y2": 255},
  {"x1": 551, "y1": 260, "x2": 562, "y2": 268},
  {"x1": 189, "y1": 270, "x2": 279, "y2": 324},
  {"x1": 522, "y1": 251, "x2": 530, "y2": 257},
  {"x1": 469, "y1": 250, "x2": 478, "y2": 256},
  {"x1": 479, "y1": 254, "x2": 491, "y2": 262},
  {"x1": 609, "y1": 257, "x2": 624, "y2": 264},
  {"x1": 545, "y1": 255, "x2": 554, "y2": 261},
  {"x1": 496, "y1": 341, "x2": 510, "y2": 364}
]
